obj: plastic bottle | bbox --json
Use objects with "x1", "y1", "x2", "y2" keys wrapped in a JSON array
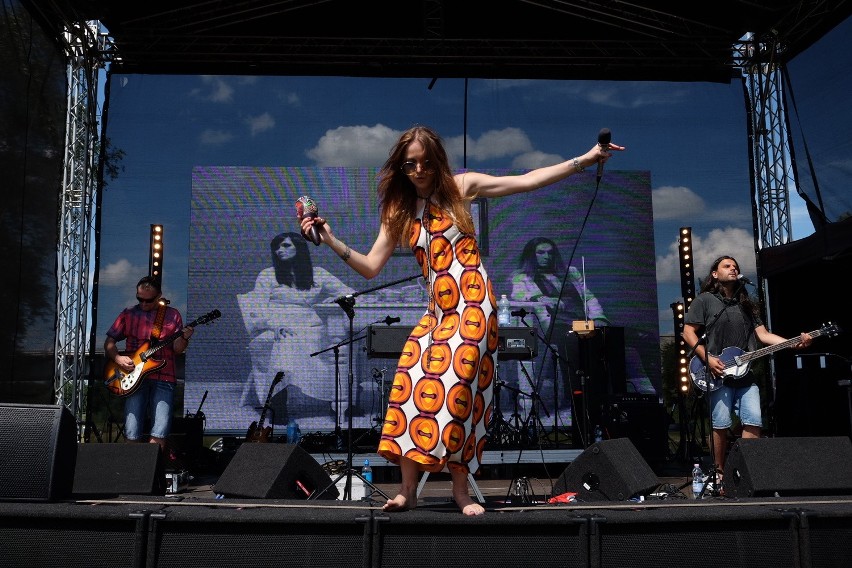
[
  {"x1": 361, "y1": 459, "x2": 373, "y2": 484},
  {"x1": 498, "y1": 294, "x2": 511, "y2": 325},
  {"x1": 692, "y1": 462, "x2": 704, "y2": 499},
  {"x1": 594, "y1": 424, "x2": 603, "y2": 443},
  {"x1": 286, "y1": 419, "x2": 301, "y2": 444}
]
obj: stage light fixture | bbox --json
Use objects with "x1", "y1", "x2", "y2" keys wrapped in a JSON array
[
  {"x1": 678, "y1": 227, "x2": 695, "y2": 310},
  {"x1": 149, "y1": 224, "x2": 164, "y2": 282},
  {"x1": 671, "y1": 301, "x2": 690, "y2": 393}
]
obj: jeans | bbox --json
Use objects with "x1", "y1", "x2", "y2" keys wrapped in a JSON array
[
  {"x1": 709, "y1": 382, "x2": 762, "y2": 429},
  {"x1": 124, "y1": 379, "x2": 175, "y2": 440}
]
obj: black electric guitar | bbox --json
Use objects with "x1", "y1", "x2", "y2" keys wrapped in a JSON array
[
  {"x1": 246, "y1": 371, "x2": 284, "y2": 443},
  {"x1": 690, "y1": 322, "x2": 841, "y2": 392},
  {"x1": 104, "y1": 309, "x2": 221, "y2": 397}
]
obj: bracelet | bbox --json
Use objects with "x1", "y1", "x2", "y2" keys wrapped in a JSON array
[
  {"x1": 572, "y1": 157, "x2": 584, "y2": 172},
  {"x1": 340, "y1": 245, "x2": 351, "y2": 262}
]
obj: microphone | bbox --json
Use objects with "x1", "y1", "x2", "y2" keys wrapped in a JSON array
[
  {"x1": 371, "y1": 367, "x2": 387, "y2": 378},
  {"x1": 295, "y1": 195, "x2": 321, "y2": 245},
  {"x1": 511, "y1": 308, "x2": 528, "y2": 318},
  {"x1": 383, "y1": 315, "x2": 401, "y2": 325},
  {"x1": 738, "y1": 275, "x2": 756, "y2": 286},
  {"x1": 596, "y1": 128, "x2": 611, "y2": 184}
]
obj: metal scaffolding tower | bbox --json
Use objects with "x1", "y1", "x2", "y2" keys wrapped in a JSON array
[
  {"x1": 53, "y1": 20, "x2": 109, "y2": 436},
  {"x1": 736, "y1": 34, "x2": 794, "y2": 250}
]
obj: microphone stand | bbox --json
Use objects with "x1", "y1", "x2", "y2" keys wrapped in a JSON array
[
  {"x1": 516, "y1": 310, "x2": 562, "y2": 445},
  {"x1": 310, "y1": 273, "x2": 420, "y2": 501}
]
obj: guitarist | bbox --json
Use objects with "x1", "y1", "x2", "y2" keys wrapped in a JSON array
[
  {"x1": 682, "y1": 255, "x2": 812, "y2": 480},
  {"x1": 104, "y1": 276, "x2": 195, "y2": 458}
]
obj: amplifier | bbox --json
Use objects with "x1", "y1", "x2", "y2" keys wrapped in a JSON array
[
  {"x1": 497, "y1": 326, "x2": 537, "y2": 360},
  {"x1": 367, "y1": 325, "x2": 411, "y2": 359},
  {"x1": 366, "y1": 324, "x2": 537, "y2": 361}
]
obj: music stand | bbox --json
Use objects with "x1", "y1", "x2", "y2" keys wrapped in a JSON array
[{"x1": 311, "y1": 273, "x2": 420, "y2": 501}]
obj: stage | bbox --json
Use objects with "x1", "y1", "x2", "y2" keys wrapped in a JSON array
[
  {"x1": 3, "y1": 436, "x2": 852, "y2": 568},
  {"x1": 3, "y1": 479, "x2": 852, "y2": 568}
]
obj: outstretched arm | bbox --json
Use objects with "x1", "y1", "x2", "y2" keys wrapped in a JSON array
[{"x1": 459, "y1": 141, "x2": 624, "y2": 199}]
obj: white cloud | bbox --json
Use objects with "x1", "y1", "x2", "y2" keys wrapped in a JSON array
[
  {"x1": 652, "y1": 186, "x2": 705, "y2": 220},
  {"x1": 99, "y1": 258, "x2": 143, "y2": 287},
  {"x1": 652, "y1": 185, "x2": 751, "y2": 224},
  {"x1": 199, "y1": 129, "x2": 233, "y2": 145},
  {"x1": 511, "y1": 150, "x2": 564, "y2": 169},
  {"x1": 656, "y1": 226, "x2": 758, "y2": 287},
  {"x1": 189, "y1": 76, "x2": 235, "y2": 103},
  {"x1": 305, "y1": 124, "x2": 401, "y2": 167},
  {"x1": 246, "y1": 112, "x2": 275, "y2": 136},
  {"x1": 475, "y1": 80, "x2": 691, "y2": 109}
]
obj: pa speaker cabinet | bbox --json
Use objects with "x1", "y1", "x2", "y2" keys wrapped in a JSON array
[
  {"x1": 0, "y1": 403, "x2": 78, "y2": 501},
  {"x1": 723, "y1": 436, "x2": 852, "y2": 497},
  {"x1": 552, "y1": 437, "x2": 659, "y2": 501},
  {"x1": 214, "y1": 443, "x2": 339, "y2": 499},
  {"x1": 72, "y1": 443, "x2": 166, "y2": 496}
]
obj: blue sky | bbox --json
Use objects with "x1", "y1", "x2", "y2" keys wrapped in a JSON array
[{"x1": 95, "y1": 17, "x2": 849, "y2": 342}]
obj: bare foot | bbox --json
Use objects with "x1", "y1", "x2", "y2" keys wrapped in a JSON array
[
  {"x1": 383, "y1": 492, "x2": 417, "y2": 512},
  {"x1": 454, "y1": 494, "x2": 485, "y2": 516}
]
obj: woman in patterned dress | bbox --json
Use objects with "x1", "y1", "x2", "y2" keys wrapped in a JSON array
[{"x1": 301, "y1": 125, "x2": 623, "y2": 515}]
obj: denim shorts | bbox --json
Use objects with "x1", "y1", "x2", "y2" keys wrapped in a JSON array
[
  {"x1": 124, "y1": 379, "x2": 175, "y2": 440},
  {"x1": 709, "y1": 382, "x2": 762, "y2": 429}
]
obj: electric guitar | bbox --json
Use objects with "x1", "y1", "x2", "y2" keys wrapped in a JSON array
[
  {"x1": 104, "y1": 309, "x2": 221, "y2": 397},
  {"x1": 689, "y1": 322, "x2": 841, "y2": 392},
  {"x1": 246, "y1": 371, "x2": 284, "y2": 443}
]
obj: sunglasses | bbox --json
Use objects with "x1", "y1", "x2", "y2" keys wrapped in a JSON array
[
  {"x1": 137, "y1": 296, "x2": 159, "y2": 304},
  {"x1": 401, "y1": 160, "x2": 434, "y2": 176}
]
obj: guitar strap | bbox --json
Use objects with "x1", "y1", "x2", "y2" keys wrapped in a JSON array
[{"x1": 150, "y1": 303, "x2": 168, "y2": 343}]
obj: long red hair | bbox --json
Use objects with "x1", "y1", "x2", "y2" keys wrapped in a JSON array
[{"x1": 377, "y1": 126, "x2": 475, "y2": 245}]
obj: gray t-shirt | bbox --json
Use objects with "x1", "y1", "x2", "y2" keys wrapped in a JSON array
[{"x1": 685, "y1": 292, "x2": 762, "y2": 386}]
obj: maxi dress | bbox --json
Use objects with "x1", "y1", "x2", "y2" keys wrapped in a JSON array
[{"x1": 377, "y1": 200, "x2": 497, "y2": 475}]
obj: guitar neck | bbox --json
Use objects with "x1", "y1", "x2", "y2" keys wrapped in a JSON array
[
  {"x1": 142, "y1": 311, "x2": 219, "y2": 360},
  {"x1": 736, "y1": 328, "x2": 824, "y2": 365},
  {"x1": 255, "y1": 373, "x2": 285, "y2": 430}
]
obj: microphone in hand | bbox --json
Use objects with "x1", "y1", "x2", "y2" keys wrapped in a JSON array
[
  {"x1": 383, "y1": 315, "x2": 401, "y2": 325},
  {"x1": 596, "y1": 128, "x2": 611, "y2": 183},
  {"x1": 295, "y1": 195, "x2": 321, "y2": 245}
]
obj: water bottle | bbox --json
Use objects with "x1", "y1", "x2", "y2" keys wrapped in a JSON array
[
  {"x1": 593, "y1": 424, "x2": 603, "y2": 443},
  {"x1": 498, "y1": 294, "x2": 511, "y2": 325},
  {"x1": 286, "y1": 419, "x2": 301, "y2": 444},
  {"x1": 692, "y1": 462, "x2": 704, "y2": 499},
  {"x1": 361, "y1": 459, "x2": 373, "y2": 484}
]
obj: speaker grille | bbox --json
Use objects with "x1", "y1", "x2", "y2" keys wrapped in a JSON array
[
  {"x1": 724, "y1": 436, "x2": 852, "y2": 497},
  {"x1": 0, "y1": 404, "x2": 78, "y2": 501}
]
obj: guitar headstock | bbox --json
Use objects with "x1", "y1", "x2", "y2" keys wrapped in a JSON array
[
  {"x1": 191, "y1": 309, "x2": 222, "y2": 327},
  {"x1": 821, "y1": 321, "x2": 842, "y2": 337}
]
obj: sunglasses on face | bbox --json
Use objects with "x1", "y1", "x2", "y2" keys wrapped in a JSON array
[
  {"x1": 401, "y1": 160, "x2": 434, "y2": 175},
  {"x1": 137, "y1": 296, "x2": 159, "y2": 304}
]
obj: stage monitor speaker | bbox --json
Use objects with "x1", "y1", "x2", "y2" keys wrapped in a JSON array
[
  {"x1": 552, "y1": 437, "x2": 660, "y2": 501},
  {"x1": 0, "y1": 403, "x2": 78, "y2": 502},
  {"x1": 213, "y1": 443, "x2": 339, "y2": 500},
  {"x1": 723, "y1": 436, "x2": 852, "y2": 498},
  {"x1": 72, "y1": 443, "x2": 166, "y2": 496}
]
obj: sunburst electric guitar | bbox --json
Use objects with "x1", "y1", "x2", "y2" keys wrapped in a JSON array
[
  {"x1": 104, "y1": 309, "x2": 221, "y2": 397},
  {"x1": 689, "y1": 322, "x2": 841, "y2": 392},
  {"x1": 246, "y1": 371, "x2": 284, "y2": 443}
]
